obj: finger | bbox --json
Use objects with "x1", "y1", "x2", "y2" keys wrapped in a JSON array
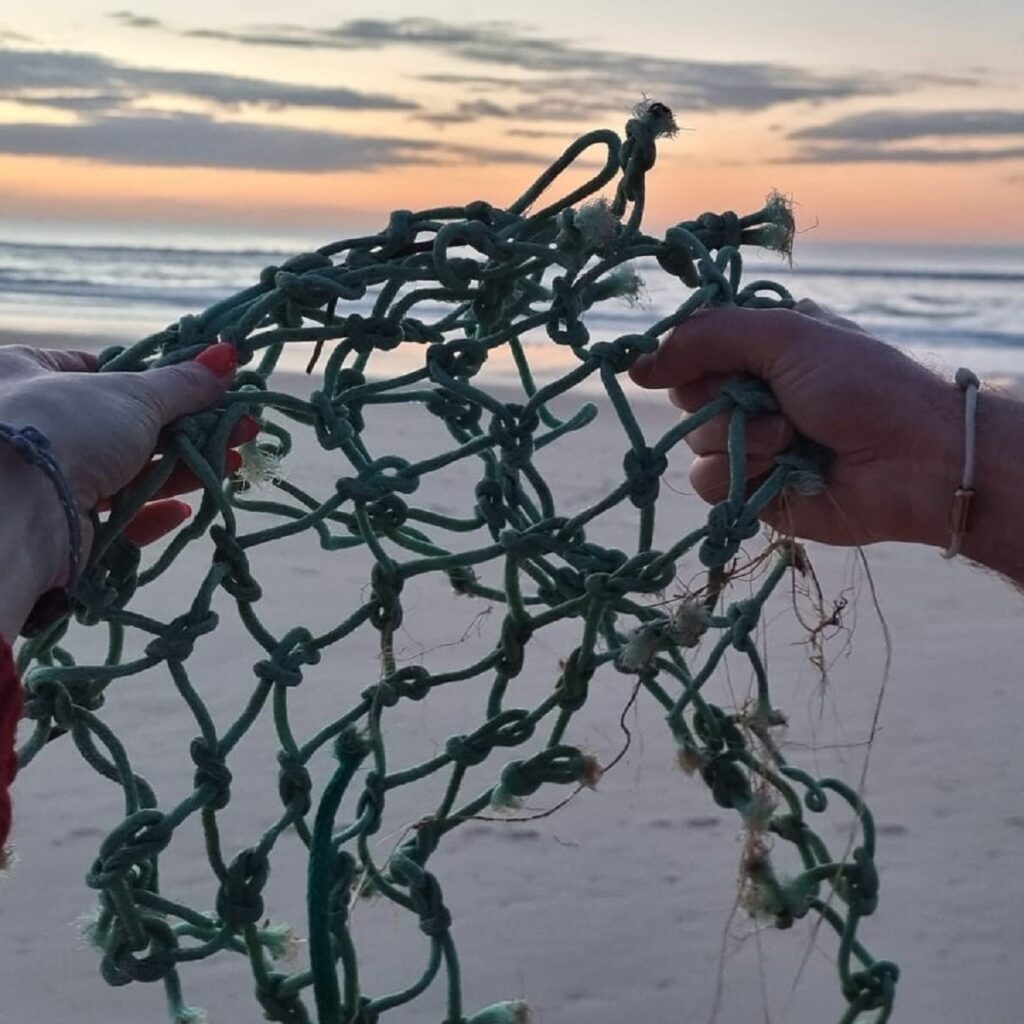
[
  {"x1": 669, "y1": 373, "x2": 731, "y2": 413},
  {"x1": 685, "y1": 412, "x2": 796, "y2": 458},
  {"x1": 794, "y1": 298, "x2": 865, "y2": 334},
  {"x1": 24, "y1": 347, "x2": 101, "y2": 373},
  {"x1": 689, "y1": 453, "x2": 777, "y2": 505},
  {"x1": 138, "y1": 342, "x2": 237, "y2": 427},
  {"x1": 122, "y1": 499, "x2": 192, "y2": 547},
  {"x1": 229, "y1": 415, "x2": 261, "y2": 447},
  {"x1": 153, "y1": 449, "x2": 243, "y2": 501},
  {"x1": 628, "y1": 307, "x2": 808, "y2": 390},
  {"x1": 96, "y1": 448, "x2": 244, "y2": 511}
]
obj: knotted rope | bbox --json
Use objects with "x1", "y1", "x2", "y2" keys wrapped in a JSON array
[{"x1": 15, "y1": 100, "x2": 894, "y2": 1024}]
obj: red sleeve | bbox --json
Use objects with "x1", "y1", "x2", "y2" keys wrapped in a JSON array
[{"x1": 0, "y1": 636, "x2": 22, "y2": 862}]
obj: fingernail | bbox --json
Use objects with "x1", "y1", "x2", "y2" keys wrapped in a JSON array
[{"x1": 195, "y1": 342, "x2": 237, "y2": 378}]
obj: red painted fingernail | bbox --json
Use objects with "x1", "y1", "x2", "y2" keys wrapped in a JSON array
[{"x1": 195, "y1": 342, "x2": 237, "y2": 377}]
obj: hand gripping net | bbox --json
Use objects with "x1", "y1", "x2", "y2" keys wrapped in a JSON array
[{"x1": 15, "y1": 100, "x2": 896, "y2": 1023}]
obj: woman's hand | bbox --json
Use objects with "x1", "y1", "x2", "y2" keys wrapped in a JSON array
[
  {"x1": 0, "y1": 342, "x2": 256, "y2": 641},
  {"x1": 629, "y1": 300, "x2": 962, "y2": 548}
]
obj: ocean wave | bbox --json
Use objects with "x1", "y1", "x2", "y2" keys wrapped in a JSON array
[{"x1": 781, "y1": 264, "x2": 1024, "y2": 284}]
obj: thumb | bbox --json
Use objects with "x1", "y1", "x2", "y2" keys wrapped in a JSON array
[{"x1": 141, "y1": 342, "x2": 237, "y2": 426}]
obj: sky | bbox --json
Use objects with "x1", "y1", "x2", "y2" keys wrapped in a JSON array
[{"x1": 0, "y1": 0, "x2": 1022, "y2": 245}]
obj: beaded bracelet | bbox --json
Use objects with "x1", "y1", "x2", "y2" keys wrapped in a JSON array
[
  {"x1": 940, "y1": 368, "x2": 980, "y2": 560},
  {"x1": 0, "y1": 423, "x2": 81, "y2": 636}
]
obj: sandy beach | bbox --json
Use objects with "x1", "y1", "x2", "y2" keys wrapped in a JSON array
[{"x1": 2, "y1": 334, "x2": 1023, "y2": 1024}]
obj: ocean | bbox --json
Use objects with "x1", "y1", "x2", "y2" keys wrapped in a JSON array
[{"x1": 1, "y1": 226, "x2": 1022, "y2": 378}]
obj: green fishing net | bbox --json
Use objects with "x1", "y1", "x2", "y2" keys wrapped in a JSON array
[{"x1": 15, "y1": 100, "x2": 896, "y2": 1023}]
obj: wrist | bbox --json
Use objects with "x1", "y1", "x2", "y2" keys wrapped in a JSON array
[
  {"x1": 896, "y1": 375, "x2": 964, "y2": 549},
  {"x1": 0, "y1": 447, "x2": 68, "y2": 643},
  {"x1": 957, "y1": 390, "x2": 1024, "y2": 583}
]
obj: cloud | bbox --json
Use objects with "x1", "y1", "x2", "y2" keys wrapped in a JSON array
[
  {"x1": 0, "y1": 47, "x2": 418, "y2": 114},
  {"x1": 12, "y1": 92, "x2": 130, "y2": 112},
  {"x1": 0, "y1": 112, "x2": 545, "y2": 171},
  {"x1": 787, "y1": 143, "x2": 1024, "y2": 163},
  {"x1": 109, "y1": 10, "x2": 162, "y2": 30},
  {"x1": 506, "y1": 127, "x2": 574, "y2": 140},
  {"x1": 791, "y1": 109, "x2": 1024, "y2": 142},
  {"x1": 0, "y1": 114, "x2": 430, "y2": 170},
  {"x1": 172, "y1": 16, "x2": 914, "y2": 117},
  {"x1": 414, "y1": 98, "x2": 512, "y2": 126},
  {"x1": 417, "y1": 72, "x2": 529, "y2": 90}
]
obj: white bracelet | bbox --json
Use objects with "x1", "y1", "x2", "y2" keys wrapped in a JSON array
[{"x1": 941, "y1": 367, "x2": 980, "y2": 560}]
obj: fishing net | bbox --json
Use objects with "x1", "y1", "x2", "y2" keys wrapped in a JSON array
[{"x1": 14, "y1": 100, "x2": 896, "y2": 1023}]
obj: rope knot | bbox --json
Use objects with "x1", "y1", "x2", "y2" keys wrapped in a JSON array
[
  {"x1": 86, "y1": 810, "x2": 173, "y2": 890},
  {"x1": 496, "y1": 617, "x2": 534, "y2": 677},
  {"x1": 719, "y1": 377, "x2": 778, "y2": 417},
  {"x1": 842, "y1": 960, "x2": 899, "y2": 1012},
  {"x1": 255, "y1": 972, "x2": 309, "y2": 1024},
  {"x1": 23, "y1": 677, "x2": 95, "y2": 728},
  {"x1": 216, "y1": 847, "x2": 270, "y2": 928},
  {"x1": 280, "y1": 251, "x2": 333, "y2": 275},
  {"x1": 657, "y1": 227, "x2": 702, "y2": 287},
  {"x1": 145, "y1": 609, "x2": 219, "y2": 664},
  {"x1": 190, "y1": 737, "x2": 232, "y2": 810},
  {"x1": 475, "y1": 478, "x2": 507, "y2": 531},
  {"x1": 356, "y1": 770, "x2": 385, "y2": 835},
  {"x1": 546, "y1": 275, "x2": 589, "y2": 345},
  {"x1": 491, "y1": 745, "x2": 588, "y2": 808},
  {"x1": 489, "y1": 405, "x2": 540, "y2": 472},
  {"x1": 583, "y1": 571, "x2": 627, "y2": 603},
  {"x1": 555, "y1": 648, "x2": 594, "y2": 711},
  {"x1": 464, "y1": 199, "x2": 495, "y2": 223},
  {"x1": 427, "y1": 339, "x2": 488, "y2": 380},
  {"x1": 390, "y1": 856, "x2": 452, "y2": 937},
  {"x1": 99, "y1": 915, "x2": 179, "y2": 985},
  {"x1": 622, "y1": 445, "x2": 669, "y2": 508},
  {"x1": 343, "y1": 313, "x2": 404, "y2": 355},
  {"x1": 587, "y1": 333, "x2": 657, "y2": 373},
  {"x1": 699, "y1": 500, "x2": 758, "y2": 567},
  {"x1": 276, "y1": 752, "x2": 312, "y2": 817},
  {"x1": 618, "y1": 100, "x2": 677, "y2": 201},
  {"x1": 370, "y1": 561, "x2": 405, "y2": 629},
  {"x1": 273, "y1": 269, "x2": 333, "y2": 307},
  {"x1": 725, "y1": 598, "x2": 761, "y2": 650},
  {"x1": 838, "y1": 846, "x2": 880, "y2": 916},
  {"x1": 253, "y1": 628, "x2": 321, "y2": 688},
  {"x1": 366, "y1": 494, "x2": 408, "y2": 533},
  {"x1": 498, "y1": 527, "x2": 557, "y2": 561},
  {"x1": 448, "y1": 711, "x2": 533, "y2": 768},
  {"x1": 701, "y1": 754, "x2": 753, "y2": 813},
  {"x1": 444, "y1": 733, "x2": 491, "y2": 768},
  {"x1": 211, "y1": 524, "x2": 262, "y2": 602},
  {"x1": 380, "y1": 208, "x2": 417, "y2": 256},
  {"x1": 696, "y1": 210, "x2": 744, "y2": 250},
  {"x1": 426, "y1": 390, "x2": 483, "y2": 432},
  {"x1": 387, "y1": 665, "x2": 433, "y2": 702},
  {"x1": 309, "y1": 389, "x2": 355, "y2": 450}
]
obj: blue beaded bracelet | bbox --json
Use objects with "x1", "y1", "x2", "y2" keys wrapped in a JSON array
[{"x1": 0, "y1": 423, "x2": 81, "y2": 636}]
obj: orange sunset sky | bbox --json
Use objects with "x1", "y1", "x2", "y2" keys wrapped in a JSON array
[{"x1": 0, "y1": 1, "x2": 1022, "y2": 245}]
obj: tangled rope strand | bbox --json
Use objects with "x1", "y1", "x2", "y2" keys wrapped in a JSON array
[{"x1": 16, "y1": 100, "x2": 894, "y2": 1023}]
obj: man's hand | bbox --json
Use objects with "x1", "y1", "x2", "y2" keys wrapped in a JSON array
[{"x1": 629, "y1": 300, "x2": 962, "y2": 548}]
